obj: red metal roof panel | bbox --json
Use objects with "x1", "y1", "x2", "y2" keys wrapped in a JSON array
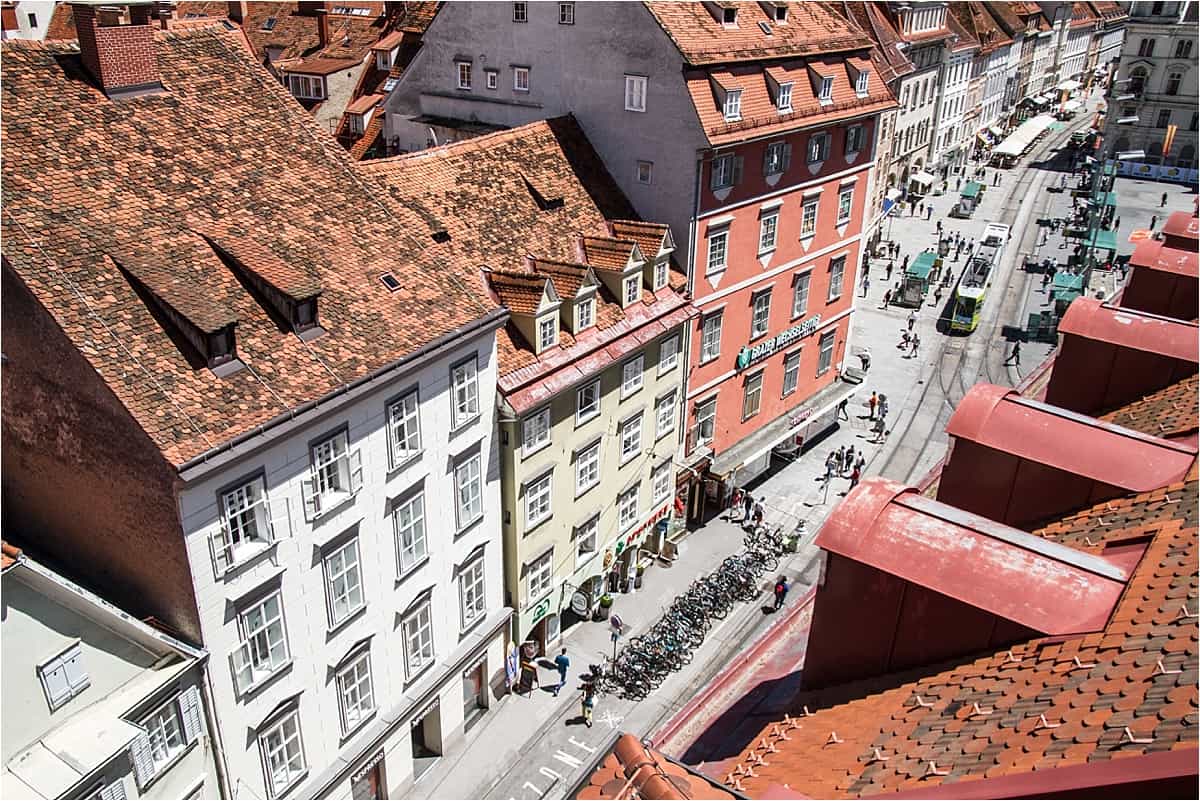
[
  {"x1": 1161, "y1": 211, "x2": 1199, "y2": 242},
  {"x1": 1058, "y1": 298, "x2": 1199, "y2": 363},
  {"x1": 1129, "y1": 239, "x2": 1200, "y2": 277}
]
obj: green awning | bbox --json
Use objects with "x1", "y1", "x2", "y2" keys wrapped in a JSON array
[
  {"x1": 1053, "y1": 288, "x2": 1083, "y2": 304},
  {"x1": 1102, "y1": 162, "x2": 1117, "y2": 177},
  {"x1": 906, "y1": 252, "x2": 937, "y2": 281},
  {"x1": 1088, "y1": 228, "x2": 1118, "y2": 252},
  {"x1": 961, "y1": 181, "x2": 983, "y2": 199},
  {"x1": 1052, "y1": 272, "x2": 1085, "y2": 293},
  {"x1": 1099, "y1": 191, "x2": 1118, "y2": 207}
]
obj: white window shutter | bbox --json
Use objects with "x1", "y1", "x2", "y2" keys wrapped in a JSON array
[
  {"x1": 349, "y1": 449, "x2": 363, "y2": 494},
  {"x1": 99, "y1": 777, "x2": 128, "y2": 800},
  {"x1": 301, "y1": 477, "x2": 320, "y2": 521},
  {"x1": 385, "y1": 413, "x2": 397, "y2": 471},
  {"x1": 762, "y1": 147, "x2": 771, "y2": 175},
  {"x1": 267, "y1": 497, "x2": 291, "y2": 542},
  {"x1": 230, "y1": 641, "x2": 254, "y2": 694},
  {"x1": 41, "y1": 660, "x2": 71, "y2": 708},
  {"x1": 62, "y1": 644, "x2": 89, "y2": 693},
  {"x1": 782, "y1": 142, "x2": 792, "y2": 171},
  {"x1": 210, "y1": 525, "x2": 233, "y2": 575},
  {"x1": 732, "y1": 155, "x2": 744, "y2": 185},
  {"x1": 179, "y1": 686, "x2": 203, "y2": 744},
  {"x1": 130, "y1": 731, "x2": 156, "y2": 789}
]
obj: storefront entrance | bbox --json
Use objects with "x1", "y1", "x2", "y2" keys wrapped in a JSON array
[
  {"x1": 462, "y1": 659, "x2": 488, "y2": 732},
  {"x1": 351, "y1": 753, "x2": 386, "y2": 800},
  {"x1": 410, "y1": 704, "x2": 442, "y2": 782}
]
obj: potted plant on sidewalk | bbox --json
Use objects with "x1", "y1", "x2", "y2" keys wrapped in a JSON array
[{"x1": 596, "y1": 593, "x2": 613, "y2": 621}]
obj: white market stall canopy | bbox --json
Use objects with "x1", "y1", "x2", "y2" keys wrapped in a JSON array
[
  {"x1": 994, "y1": 114, "x2": 1056, "y2": 158},
  {"x1": 909, "y1": 170, "x2": 937, "y2": 187},
  {"x1": 1062, "y1": 99, "x2": 1084, "y2": 113},
  {"x1": 1057, "y1": 79, "x2": 1082, "y2": 92}
]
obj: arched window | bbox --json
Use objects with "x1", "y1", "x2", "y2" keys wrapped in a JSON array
[
  {"x1": 1129, "y1": 66, "x2": 1149, "y2": 94},
  {"x1": 1166, "y1": 71, "x2": 1183, "y2": 95}
]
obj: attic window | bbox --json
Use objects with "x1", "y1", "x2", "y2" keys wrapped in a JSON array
[
  {"x1": 379, "y1": 273, "x2": 401, "y2": 291},
  {"x1": 819, "y1": 76, "x2": 833, "y2": 103},
  {"x1": 261, "y1": 17, "x2": 277, "y2": 31},
  {"x1": 856, "y1": 70, "x2": 870, "y2": 96},
  {"x1": 777, "y1": 82, "x2": 793, "y2": 111},
  {"x1": 722, "y1": 7, "x2": 738, "y2": 26},
  {"x1": 208, "y1": 326, "x2": 237, "y2": 366},
  {"x1": 757, "y1": 20, "x2": 772, "y2": 35},
  {"x1": 431, "y1": 230, "x2": 451, "y2": 243},
  {"x1": 773, "y1": 5, "x2": 787, "y2": 22},
  {"x1": 383, "y1": 77, "x2": 399, "y2": 92},
  {"x1": 724, "y1": 89, "x2": 742, "y2": 121}
]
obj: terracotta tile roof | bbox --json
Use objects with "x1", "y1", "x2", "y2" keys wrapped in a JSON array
[
  {"x1": 1088, "y1": 1, "x2": 1129, "y2": 23},
  {"x1": 580, "y1": 236, "x2": 641, "y2": 273},
  {"x1": 1, "y1": 542, "x2": 22, "y2": 571},
  {"x1": 359, "y1": 116, "x2": 691, "y2": 384},
  {"x1": 486, "y1": 269, "x2": 550, "y2": 316},
  {"x1": 345, "y1": 92, "x2": 384, "y2": 115},
  {"x1": 610, "y1": 220, "x2": 672, "y2": 264},
  {"x1": 527, "y1": 258, "x2": 592, "y2": 300},
  {"x1": 43, "y1": 2, "x2": 76, "y2": 40},
  {"x1": 949, "y1": 1, "x2": 1013, "y2": 55},
  {"x1": 832, "y1": 1, "x2": 915, "y2": 84},
  {"x1": 1070, "y1": 1, "x2": 1099, "y2": 28},
  {"x1": 684, "y1": 54, "x2": 897, "y2": 146},
  {"x1": 983, "y1": 1, "x2": 1025, "y2": 37},
  {"x1": 717, "y1": 466, "x2": 1199, "y2": 798},
  {"x1": 1, "y1": 28, "x2": 491, "y2": 466},
  {"x1": 644, "y1": 1, "x2": 872, "y2": 67},
  {"x1": 577, "y1": 733, "x2": 740, "y2": 800},
  {"x1": 1098, "y1": 374, "x2": 1200, "y2": 442},
  {"x1": 945, "y1": 8, "x2": 981, "y2": 51},
  {"x1": 347, "y1": 109, "x2": 385, "y2": 160}
]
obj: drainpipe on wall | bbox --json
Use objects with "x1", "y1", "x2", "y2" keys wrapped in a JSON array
[{"x1": 200, "y1": 663, "x2": 233, "y2": 799}]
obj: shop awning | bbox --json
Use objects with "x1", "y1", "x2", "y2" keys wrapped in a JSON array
[
  {"x1": 1088, "y1": 228, "x2": 1118, "y2": 252},
  {"x1": 1061, "y1": 99, "x2": 1083, "y2": 113},
  {"x1": 961, "y1": 181, "x2": 983, "y2": 199},
  {"x1": 886, "y1": 188, "x2": 903, "y2": 201},
  {"x1": 910, "y1": 170, "x2": 936, "y2": 187},
  {"x1": 1099, "y1": 191, "x2": 1118, "y2": 207},
  {"x1": 907, "y1": 251, "x2": 937, "y2": 280},
  {"x1": 994, "y1": 114, "x2": 1056, "y2": 158},
  {"x1": 1057, "y1": 79, "x2": 1082, "y2": 92},
  {"x1": 989, "y1": 126, "x2": 1005, "y2": 138}
]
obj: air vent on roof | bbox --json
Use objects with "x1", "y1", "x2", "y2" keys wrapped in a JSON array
[
  {"x1": 758, "y1": 20, "x2": 773, "y2": 35},
  {"x1": 431, "y1": 230, "x2": 451, "y2": 244},
  {"x1": 261, "y1": 16, "x2": 277, "y2": 31},
  {"x1": 379, "y1": 272, "x2": 401, "y2": 291}
]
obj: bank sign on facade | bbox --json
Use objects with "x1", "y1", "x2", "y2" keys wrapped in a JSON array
[{"x1": 736, "y1": 314, "x2": 822, "y2": 371}]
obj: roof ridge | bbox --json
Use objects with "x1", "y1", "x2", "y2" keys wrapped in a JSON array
[{"x1": 365, "y1": 116, "x2": 573, "y2": 167}]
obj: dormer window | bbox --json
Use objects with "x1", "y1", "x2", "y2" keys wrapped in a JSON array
[
  {"x1": 777, "y1": 82, "x2": 793, "y2": 112},
  {"x1": 722, "y1": 6, "x2": 738, "y2": 26},
  {"x1": 576, "y1": 296, "x2": 595, "y2": 330},
  {"x1": 375, "y1": 48, "x2": 397, "y2": 71},
  {"x1": 819, "y1": 76, "x2": 833, "y2": 104},
  {"x1": 855, "y1": 71, "x2": 869, "y2": 96},
  {"x1": 294, "y1": 298, "x2": 318, "y2": 332},
  {"x1": 287, "y1": 74, "x2": 326, "y2": 100},
  {"x1": 538, "y1": 315, "x2": 557, "y2": 351},
  {"x1": 773, "y1": 5, "x2": 787, "y2": 22},
  {"x1": 723, "y1": 89, "x2": 742, "y2": 121},
  {"x1": 653, "y1": 260, "x2": 668, "y2": 290},
  {"x1": 208, "y1": 327, "x2": 236, "y2": 367},
  {"x1": 623, "y1": 276, "x2": 640, "y2": 306},
  {"x1": 349, "y1": 113, "x2": 366, "y2": 135}
]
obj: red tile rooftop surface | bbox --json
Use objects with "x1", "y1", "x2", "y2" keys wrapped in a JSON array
[
  {"x1": 576, "y1": 734, "x2": 739, "y2": 800},
  {"x1": 359, "y1": 116, "x2": 692, "y2": 392},
  {"x1": 645, "y1": 1, "x2": 872, "y2": 66},
  {"x1": 1099, "y1": 374, "x2": 1200, "y2": 442},
  {"x1": 718, "y1": 462, "x2": 1199, "y2": 798},
  {"x1": 1, "y1": 28, "x2": 491, "y2": 466}
]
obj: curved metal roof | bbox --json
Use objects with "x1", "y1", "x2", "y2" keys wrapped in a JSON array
[{"x1": 1058, "y1": 298, "x2": 1199, "y2": 363}]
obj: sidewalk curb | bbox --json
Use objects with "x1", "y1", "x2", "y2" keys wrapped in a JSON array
[{"x1": 649, "y1": 584, "x2": 818, "y2": 752}]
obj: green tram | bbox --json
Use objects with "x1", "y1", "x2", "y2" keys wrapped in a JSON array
[{"x1": 950, "y1": 223, "x2": 1009, "y2": 333}]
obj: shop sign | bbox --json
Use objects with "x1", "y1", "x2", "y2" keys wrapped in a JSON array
[
  {"x1": 736, "y1": 314, "x2": 821, "y2": 371},
  {"x1": 351, "y1": 751, "x2": 386, "y2": 784},
  {"x1": 570, "y1": 591, "x2": 590, "y2": 616},
  {"x1": 529, "y1": 594, "x2": 553, "y2": 627}
]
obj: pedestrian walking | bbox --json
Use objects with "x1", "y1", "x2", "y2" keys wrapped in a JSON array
[
  {"x1": 933, "y1": 285, "x2": 943, "y2": 306},
  {"x1": 902, "y1": 254, "x2": 910, "y2": 272},
  {"x1": 1005, "y1": 341, "x2": 1021, "y2": 366},
  {"x1": 858, "y1": 348, "x2": 872, "y2": 372},
  {"x1": 925, "y1": 204, "x2": 933, "y2": 220},
  {"x1": 553, "y1": 648, "x2": 570, "y2": 697},
  {"x1": 907, "y1": 310, "x2": 917, "y2": 331},
  {"x1": 868, "y1": 391, "x2": 878, "y2": 419},
  {"x1": 581, "y1": 683, "x2": 596, "y2": 727},
  {"x1": 879, "y1": 394, "x2": 889, "y2": 419},
  {"x1": 731, "y1": 487, "x2": 743, "y2": 519},
  {"x1": 1161, "y1": 192, "x2": 1168, "y2": 208},
  {"x1": 837, "y1": 397, "x2": 849, "y2": 420},
  {"x1": 1114, "y1": 216, "x2": 1121, "y2": 231},
  {"x1": 753, "y1": 501, "x2": 765, "y2": 528},
  {"x1": 845, "y1": 445, "x2": 856, "y2": 472},
  {"x1": 848, "y1": 465, "x2": 861, "y2": 491},
  {"x1": 1150, "y1": 215, "x2": 1157, "y2": 229},
  {"x1": 863, "y1": 260, "x2": 871, "y2": 279},
  {"x1": 825, "y1": 452, "x2": 837, "y2": 483},
  {"x1": 886, "y1": 261, "x2": 894, "y2": 281},
  {"x1": 855, "y1": 453, "x2": 866, "y2": 473},
  {"x1": 871, "y1": 416, "x2": 886, "y2": 442},
  {"x1": 861, "y1": 276, "x2": 871, "y2": 297},
  {"x1": 880, "y1": 289, "x2": 892, "y2": 308},
  {"x1": 772, "y1": 575, "x2": 790, "y2": 611},
  {"x1": 742, "y1": 491, "x2": 753, "y2": 521},
  {"x1": 910, "y1": 333, "x2": 921, "y2": 358},
  {"x1": 955, "y1": 176, "x2": 962, "y2": 191},
  {"x1": 936, "y1": 220, "x2": 943, "y2": 235}
]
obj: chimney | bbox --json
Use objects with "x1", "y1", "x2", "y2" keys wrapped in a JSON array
[
  {"x1": 152, "y1": 0, "x2": 173, "y2": 29},
  {"x1": 71, "y1": 2, "x2": 162, "y2": 97},
  {"x1": 226, "y1": 1, "x2": 246, "y2": 24},
  {"x1": 317, "y1": 8, "x2": 330, "y2": 50},
  {"x1": 1045, "y1": 298, "x2": 1198, "y2": 415}
]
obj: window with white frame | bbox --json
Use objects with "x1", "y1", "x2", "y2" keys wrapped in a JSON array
[
  {"x1": 652, "y1": 461, "x2": 672, "y2": 505},
  {"x1": 139, "y1": 689, "x2": 202, "y2": 782},
  {"x1": 807, "y1": 132, "x2": 830, "y2": 163},
  {"x1": 653, "y1": 258, "x2": 668, "y2": 289},
  {"x1": 621, "y1": 354, "x2": 644, "y2": 397},
  {"x1": 817, "y1": 330, "x2": 835, "y2": 375},
  {"x1": 777, "y1": 82, "x2": 793, "y2": 112},
  {"x1": 792, "y1": 272, "x2": 811, "y2": 318},
  {"x1": 402, "y1": 602, "x2": 435, "y2": 677},
  {"x1": 393, "y1": 492, "x2": 427, "y2": 575},
  {"x1": 801, "y1": 197, "x2": 819, "y2": 237},
  {"x1": 618, "y1": 485, "x2": 639, "y2": 531},
  {"x1": 751, "y1": 290, "x2": 772, "y2": 339},
  {"x1": 454, "y1": 451, "x2": 483, "y2": 529},
  {"x1": 232, "y1": 592, "x2": 289, "y2": 694},
  {"x1": 336, "y1": 651, "x2": 375, "y2": 734},
  {"x1": 576, "y1": 381, "x2": 600, "y2": 424},
  {"x1": 624, "y1": 75, "x2": 647, "y2": 112},
  {"x1": 304, "y1": 430, "x2": 361, "y2": 518},
  {"x1": 655, "y1": 390, "x2": 676, "y2": 439},
  {"x1": 455, "y1": 61, "x2": 472, "y2": 90},
  {"x1": 451, "y1": 357, "x2": 479, "y2": 427},
  {"x1": 388, "y1": 390, "x2": 421, "y2": 467},
  {"x1": 783, "y1": 350, "x2": 802, "y2": 396},
  {"x1": 525, "y1": 471, "x2": 553, "y2": 528},
  {"x1": 576, "y1": 440, "x2": 600, "y2": 494},
  {"x1": 818, "y1": 76, "x2": 833, "y2": 103},
  {"x1": 711, "y1": 154, "x2": 739, "y2": 189},
  {"x1": 514, "y1": 66, "x2": 530, "y2": 92},
  {"x1": 742, "y1": 371, "x2": 764, "y2": 419},
  {"x1": 696, "y1": 398, "x2": 716, "y2": 444},
  {"x1": 637, "y1": 160, "x2": 653, "y2": 184},
  {"x1": 576, "y1": 516, "x2": 598, "y2": 561},
  {"x1": 759, "y1": 212, "x2": 778, "y2": 253},
  {"x1": 828, "y1": 256, "x2": 846, "y2": 300},
  {"x1": 659, "y1": 334, "x2": 680, "y2": 373},
  {"x1": 837, "y1": 185, "x2": 854, "y2": 224},
  {"x1": 38, "y1": 642, "x2": 87, "y2": 709},
  {"x1": 623, "y1": 275, "x2": 640, "y2": 306},
  {"x1": 763, "y1": 141, "x2": 790, "y2": 175},
  {"x1": 576, "y1": 296, "x2": 595, "y2": 330},
  {"x1": 700, "y1": 311, "x2": 722, "y2": 362},
  {"x1": 259, "y1": 710, "x2": 306, "y2": 797},
  {"x1": 324, "y1": 539, "x2": 365, "y2": 627},
  {"x1": 523, "y1": 407, "x2": 551, "y2": 456},
  {"x1": 706, "y1": 228, "x2": 728, "y2": 274},
  {"x1": 559, "y1": 1, "x2": 574, "y2": 24},
  {"x1": 538, "y1": 315, "x2": 557, "y2": 351},
  {"x1": 375, "y1": 49, "x2": 393, "y2": 71},
  {"x1": 214, "y1": 476, "x2": 274, "y2": 573},
  {"x1": 349, "y1": 113, "x2": 366, "y2": 135},
  {"x1": 526, "y1": 550, "x2": 553, "y2": 603},
  {"x1": 619, "y1": 413, "x2": 643, "y2": 464},
  {"x1": 287, "y1": 74, "x2": 325, "y2": 100},
  {"x1": 723, "y1": 89, "x2": 742, "y2": 121},
  {"x1": 485, "y1": 69, "x2": 498, "y2": 90},
  {"x1": 855, "y1": 70, "x2": 870, "y2": 95},
  {"x1": 459, "y1": 557, "x2": 486, "y2": 628},
  {"x1": 512, "y1": 1, "x2": 527, "y2": 22},
  {"x1": 846, "y1": 124, "x2": 865, "y2": 155}
]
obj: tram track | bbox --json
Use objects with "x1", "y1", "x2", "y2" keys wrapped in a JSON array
[{"x1": 878, "y1": 118, "x2": 1090, "y2": 484}]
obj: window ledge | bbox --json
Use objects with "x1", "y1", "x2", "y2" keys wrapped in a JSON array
[
  {"x1": 657, "y1": 362, "x2": 679, "y2": 377},
  {"x1": 327, "y1": 603, "x2": 368, "y2": 637},
  {"x1": 620, "y1": 386, "x2": 644, "y2": 402},
  {"x1": 524, "y1": 515, "x2": 553, "y2": 536},
  {"x1": 575, "y1": 411, "x2": 600, "y2": 428},
  {"x1": 139, "y1": 741, "x2": 200, "y2": 792},
  {"x1": 697, "y1": 354, "x2": 721, "y2": 367},
  {"x1": 396, "y1": 555, "x2": 432, "y2": 585},
  {"x1": 338, "y1": 709, "x2": 378, "y2": 743},
  {"x1": 619, "y1": 453, "x2": 639, "y2": 468},
  {"x1": 387, "y1": 450, "x2": 424, "y2": 476},
  {"x1": 574, "y1": 482, "x2": 600, "y2": 502},
  {"x1": 239, "y1": 659, "x2": 293, "y2": 700},
  {"x1": 521, "y1": 441, "x2": 552, "y2": 461},
  {"x1": 459, "y1": 612, "x2": 488, "y2": 639},
  {"x1": 216, "y1": 540, "x2": 277, "y2": 580},
  {"x1": 449, "y1": 414, "x2": 482, "y2": 438},
  {"x1": 311, "y1": 489, "x2": 358, "y2": 524},
  {"x1": 271, "y1": 769, "x2": 310, "y2": 799},
  {"x1": 455, "y1": 514, "x2": 483, "y2": 539},
  {"x1": 757, "y1": 246, "x2": 777, "y2": 258},
  {"x1": 404, "y1": 659, "x2": 438, "y2": 688},
  {"x1": 655, "y1": 428, "x2": 676, "y2": 442}
]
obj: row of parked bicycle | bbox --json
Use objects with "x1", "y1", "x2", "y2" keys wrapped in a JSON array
[{"x1": 587, "y1": 525, "x2": 787, "y2": 700}]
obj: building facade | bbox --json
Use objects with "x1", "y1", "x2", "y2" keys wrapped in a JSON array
[
  {"x1": 1089, "y1": 1, "x2": 1129, "y2": 88},
  {"x1": 1, "y1": 5, "x2": 511, "y2": 799},
  {"x1": 931, "y1": 37, "x2": 976, "y2": 174},
  {"x1": 2, "y1": 544, "x2": 219, "y2": 800},
  {"x1": 0, "y1": 0, "x2": 52, "y2": 39},
  {"x1": 1106, "y1": 0, "x2": 1198, "y2": 169}
]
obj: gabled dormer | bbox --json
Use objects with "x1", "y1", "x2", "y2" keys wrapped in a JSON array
[
  {"x1": 846, "y1": 56, "x2": 871, "y2": 97},
  {"x1": 609, "y1": 220, "x2": 676, "y2": 293},
  {"x1": 576, "y1": 233, "x2": 645, "y2": 309},
  {"x1": 763, "y1": 65, "x2": 797, "y2": 113},
  {"x1": 806, "y1": 60, "x2": 836, "y2": 106},
  {"x1": 703, "y1": 1, "x2": 739, "y2": 27},
  {"x1": 486, "y1": 267, "x2": 562, "y2": 355},
  {"x1": 759, "y1": 2, "x2": 788, "y2": 24},
  {"x1": 525, "y1": 257, "x2": 600, "y2": 336},
  {"x1": 707, "y1": 73, "x2": 741, "y2": 122}
]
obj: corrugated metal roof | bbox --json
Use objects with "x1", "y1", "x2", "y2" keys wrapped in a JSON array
[
  {"x1": 814, "y1": 479, "x2": 1130, "y2": 636},
  {"x1": 1129, "y1": 239, "x2": 1200, "y2": 277},
  {"x1": 946, "y1": 384, "x2": 1197, "y2": 493},
  {"x1": 1058, "y1": 298, "x2": 1199, "y2": 364},
  {"x1": 1161, "y1": 211, "x2": 1199, "y2": 242}
]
